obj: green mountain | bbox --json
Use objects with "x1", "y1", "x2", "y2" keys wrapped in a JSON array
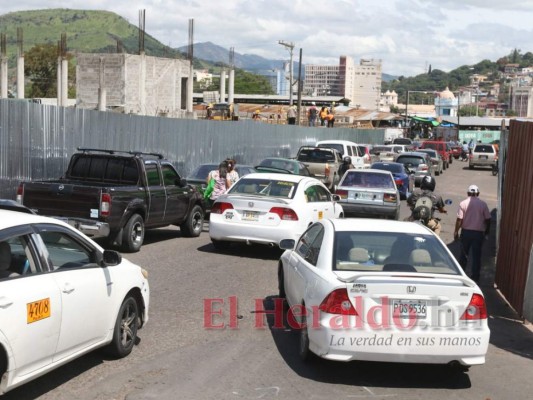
[{"x1": 0, "y1": 9, "x2": 182, "y2": 63}]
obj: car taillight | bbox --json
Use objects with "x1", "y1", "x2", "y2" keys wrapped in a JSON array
[
  {"x1": 16, "y1": 183, "x2": 24, "y2": 204},
  {"x1": 211, "y1": 202, "x2": 234, "y2": 214},
  {"x1": 269, "y1": 207, "x2": 298, "y2": 221},
  {"x1": 460, "y1": 294, "x2": 487, "y2": 320},
  {"x1": 319, "y1": 289, "x2": 358, "y2": 315},
  {"x1": 335, "y1": 189, "x2": 348, "y2": 199},
  {"x1": 418, "y1": 164, "x2": 428, "y2": 171},
  {"x1": 325, "y1": 163, "x2": 330, "y2": 178},
  {"x1": 384, "y1": 193, "x2": 397, "y2": 203},
  {"x1": 100, "y1": 193, "x2": 112, "y2": 217},
  {"x1": 394, "y1": 179, "x2": 403, "y2": 188}
]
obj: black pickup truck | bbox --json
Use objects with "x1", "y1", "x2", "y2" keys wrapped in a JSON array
[{"x1": 16, "y1": 148, "x2": 205, "y2": 252}]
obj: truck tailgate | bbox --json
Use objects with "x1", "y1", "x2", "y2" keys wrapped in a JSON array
[{"x1": 22, "y1": 181, "x2": 102, "y2": 218}]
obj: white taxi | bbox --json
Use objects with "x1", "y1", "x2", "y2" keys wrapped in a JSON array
[
  {"x1": 209, "y1": 173, "x2": 343, "y2": 249},
  {"x1": 0, "y1": 204, "x2": 149, "y2": 394},
  {"x1": 278, "y1": 218, "x2": 490, "y2": 370}
]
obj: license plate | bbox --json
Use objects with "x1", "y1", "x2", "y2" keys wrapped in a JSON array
[
  {"x1": 480, "y1": 155, "x2": 488, "y2": 159},
  {"x1": 27, "y1": 298, "x2": 51, "y2": 323},
  {"x1": 392, "y1": 299, "x2": 427, "y2": 319},
  {"x1": 354, "y1": 192, "x2": 377, "y2": 200},
  {"x1": 242, "y1": 211, "x2": 259, "y2": 221}
]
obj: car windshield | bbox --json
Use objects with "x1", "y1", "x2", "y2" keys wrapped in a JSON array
[
  {"x1": 419, "y1": 150, "x2": 437, "y2": 158},
  {"x1": 188, "y1": 164, "x2": 217, "y2": 180},
  {"x1": 334, "y1": 231, "x2": 460, "y2": 274},
  {"x1": 340, "y1": 171, "x2": 395, "y2": 189},
  {"x1": 396, "y1": 156, "x2": 423, "y2": 166},
  {"x1": 228, "y1": 178, "x2": 297, "y2": 198},
  {"x1": 422, "y1": 143, "x2": 438, "y2": 150},
  {"x1": 371, "y1": 163, "x2": 403, "y2": 174}
]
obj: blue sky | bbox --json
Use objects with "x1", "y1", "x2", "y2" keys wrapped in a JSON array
[{"x1": 3, "y1": 0, "x2": 533, "y2": 76}]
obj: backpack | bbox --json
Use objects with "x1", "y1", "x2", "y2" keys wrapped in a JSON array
[{"x1": 412, "y1": 195, "x2": 434, "y2": 223}]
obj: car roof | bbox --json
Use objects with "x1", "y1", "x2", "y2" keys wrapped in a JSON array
[
  {"x1": 396, "y1": 151, "x2": 427, "y2": 157},
  {"x1": 0, "y1": 209, "x2": 67, "y2": 230},
  {"x1": 316, "y1": 140, "x2": 358, "y2": 145},
  {"x1": 240, "y1": 172, "x2": 309, "y2": 183},
  {"x1": 347, "y1": 168, "x2": 392, "y2": 175},
  {"x1": 330, "y1": 218, "x2": 431, "y2": 234},
  {"x1": 372, "y1": 161, "x2": 404, "y2": 167},
  {"x1": 260, "y1": 157, "x2": 298, "y2": 163}
]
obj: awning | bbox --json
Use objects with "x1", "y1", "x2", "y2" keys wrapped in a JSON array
[{"x1": 410, "y1": 116, "x2": 440, "y2": 126}]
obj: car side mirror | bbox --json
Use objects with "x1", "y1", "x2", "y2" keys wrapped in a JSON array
[
  {"x1": 103, "y1": 250, "x2": 122, "y2": 266},
  {"x1": 279, "y1": 239, "x2": 296, "y2": 250},
  {"x1": 177, "y1": 178, "x2": 188, "y2": 187},
  {"x1": 332, "y1": 194, "x2": 341, "y2": 201}
]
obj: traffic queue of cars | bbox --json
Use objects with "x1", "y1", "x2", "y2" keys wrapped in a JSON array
[{"x1": 0, "y1": 138, "x2": 489, "y2": 394}]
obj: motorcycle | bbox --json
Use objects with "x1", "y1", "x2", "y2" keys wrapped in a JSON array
[
  {"x1": 460, "y1": 149, "x2": 469, "y2": 161},
  {"x1": 408, "y1": 198, "x2": 452, "y2": 236}
]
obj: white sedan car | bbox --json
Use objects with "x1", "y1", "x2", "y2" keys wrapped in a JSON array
[
  {"x1": 0, "y1": 204, "x2": 149, "y2": 394},
  {"x1": 278, "y1": 218, "x2": 490, "y2": 370},
  {"x1": 209, "y1": 173, "x2": 343, "y2": 249}
]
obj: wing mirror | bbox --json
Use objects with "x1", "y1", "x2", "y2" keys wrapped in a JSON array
[
  {"x1": 332, "y1": 194, "x2": 341, "y2": 201},
  {"x1": 103, "y1": 250, "x2": 122, "y2": 266},
  {"x1": 279, "y1": 239, "x2": 296, "y2": 250}
]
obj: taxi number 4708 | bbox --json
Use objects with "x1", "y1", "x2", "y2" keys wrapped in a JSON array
[{"x1": 27, "y1": 298, "x2": 51, "y2": 323}]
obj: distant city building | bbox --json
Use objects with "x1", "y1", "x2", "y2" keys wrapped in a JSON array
[
  {"x1": 304, "y1": 56, "x2": 382, "y2": 110},
  {"x1": 434, "y1": 87, "x2": 458, "y2": 117},
  {"x1": 510, "y1": 85, "x2": 533, "y2": 117},
  {"x1": 194, "y1": 69, "x2": 213, "y2": 89},
  {"x1": 380, "y1": 90, "x2": 398, "y2": 110}
]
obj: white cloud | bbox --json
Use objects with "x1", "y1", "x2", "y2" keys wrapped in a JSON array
[{"x1": 1, "y1": 0, "x2": 532, "y2": 76}]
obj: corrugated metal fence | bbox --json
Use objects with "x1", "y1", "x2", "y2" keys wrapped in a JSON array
[
  {"x1": 0, "y1": 99, "x2": 385, "y2": 199},
  {"x1": 495, "y1": 119, "x2": 533, "y2": 319}
]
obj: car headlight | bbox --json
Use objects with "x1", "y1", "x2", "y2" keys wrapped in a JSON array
[{"x1": 141, "y1": 268, "x2": 149, "y2": 279}]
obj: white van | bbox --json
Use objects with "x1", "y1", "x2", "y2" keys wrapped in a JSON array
[{"x1": 315, "y1": 140, "x2": 366, "y2": 169}]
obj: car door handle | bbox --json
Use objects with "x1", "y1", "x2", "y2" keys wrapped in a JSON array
[
  {"x1": 62, "y1": 283, "x2": 75, "y2": 294},
  {"x1": 0, "y1": 298, "x2": 13, "y2": 308}
]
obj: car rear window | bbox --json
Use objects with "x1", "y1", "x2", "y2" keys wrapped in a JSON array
[
  {"x1": 474, "y1": 145, "x2": 494, "y2": 153},
  {"x1": 371, "y1": 163, "x2": 403, "y2": 174},
  {"x1": 69, "y1": 155, "x2": 139, "y2": 184},
  {"x1": 396, "y1": 156, "x2": 423, "y2": 166},
  {"x1": 421, "y1": 143, "x2": 440, "y2": 150},
  {"x1": 298, "y1": 148, "x2": 337, "y2": 162},
  {"x1": 371, "y1": 146, "x2": 393, "y2": 154},
  {"x1": 317, "y1": 144, "x2": 344, "y2": 155},
  {"x1": 188, "y1": 164, "x2": 218, "y2": 180},
  {"x1": 340, "y1": 171, "x2": 395, "y2": 189},
  {"x1": 334, "y1": 232, "x2": 459, "y2": 274},
  {"x1": 228, "y1": 178, "x2": 297, "y2": 198}
]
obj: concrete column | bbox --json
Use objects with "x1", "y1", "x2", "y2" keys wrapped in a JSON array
[
  {"x1": 98, "y1": 88, "x2": 107, "y2": 111},
  {"x1": 17, "y1": 56, "x2": 24, "y2": 99},
  {"x1": 187, "y1": 61, "x2": 193, "y2": 112},
  {"x1": 57, "y1": 57, "x2": 62, "y2": 106},
  {"x1": 220, "y1": 69, "x2": 226, "y2": 103},
  {"x1": 0, "y1": 57, "x2": 7, "y2": 98},
  {"x1": 61, "y1": 58, "x2": 68, "y2": 106},
  {"x1": 228, "y1": 69, "x2": 234, "y2": 104},
  {"x1": 140, "y1": 52, "x2": 146, "y2": 115}
]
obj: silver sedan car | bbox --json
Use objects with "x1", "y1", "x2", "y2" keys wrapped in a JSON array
[{"x1": 335, "y1": 169, "x2": 400, "y2": 220}]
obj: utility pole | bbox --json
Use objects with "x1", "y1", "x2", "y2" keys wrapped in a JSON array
[
  {"x1": 278, "y1": 40, "x2": 294, "y2": 105},
  {"x1": 296, "y1": 48, "x2": 303, "y2": 126}
]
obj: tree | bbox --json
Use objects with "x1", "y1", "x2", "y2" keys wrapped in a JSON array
[
  {"x1": 506, "y1": 109, "x2": 517, "y2": 117},
  {"x1": 25, "y1": 43, "x2": 75, "y2": 98},
  {"x1": 458, "y1": 105, "x2": 478, "y2": 117}
]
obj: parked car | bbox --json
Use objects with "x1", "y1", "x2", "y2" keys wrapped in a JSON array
[
  {"x1": 447, "y1": 142, "x2": 463, "y2": 159},
  {"x1": 209, "y1": 173, "x2": 343, "y2": 249},
  {"x1": 395, "y1": 152, "x2": 434, "y2": 187},
  {"x1": 469, "y1": 144, "x2": 498, "y2": 169},
  {"x1": 278, "y1": 219, "x2": 490, "y2": 368},
  {"x1": 392, "y1": 137, "x2": 413, "y2": 145},
  {"x1": 357, "y1": 144, "x2": 380, "y2": 167},
  {"x1": 370, "y1": 161, "x2": 415, "y2": 200},
  {"x1": 370, "y1": 145, "x2": 397, "y2": 162},
  {"x1": 296, "y1": 146, "x2": 343, "y2": 190},
  {"x1": 335, "y1": 169, "x2": 400, "y2": 220},
  {"x1": 415, "y1": 149, "x2": 444, "y2": 176},
  {"x1": 255, "y1": 158, "x2": 313, "y2": 176},
  {"x1": 186, "y1": 163, "x2": 257, "y2": 189},
  {"x1": 316, "y1": 140, "x2": 366, "y2": 169},
  {"x1": 17, "y1": 149, "x2": 205, "y2": 252},
  {"x1": 419, "y1": 141, "x2": 452, "y2": 168},
  {"x1": 0, "y1": 205, "x2": 149, "y2": 394}
]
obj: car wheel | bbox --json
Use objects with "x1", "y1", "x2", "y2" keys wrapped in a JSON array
[
  {"x1": 180, "y1": 205, "x2": 204, "y2": 237},
  {"x1": 435, "y1": 169, "x2": 440, "y2": 176},
  {"x1": 212, "y1": 239, "x2": 231, "y2": 250},
  {"x1": 122, "y1": 214, "x2": 144, "y2": 253},
  {"x1": 298, "y1": 307, "x2": 312, "y2": 362},
  {"x1": 278, "y1": 264, "x2": 286, "y2": 298},
  {"x1": 469, "y1": 165, "x2": 474, "y2": 170},
  {"x1": 107, "y1": 296, "x2": 139, "y2": 358}
]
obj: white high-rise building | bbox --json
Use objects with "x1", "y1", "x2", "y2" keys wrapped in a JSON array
[{"x1": 304, "y1": 56, "x2": 382, "y2": 110}]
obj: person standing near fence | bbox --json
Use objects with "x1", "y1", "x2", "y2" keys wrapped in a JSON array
[
  {"x1": 287, "y1": 105, "x2": 296, "y2": 125},
  {"x1": 453, "y1": 184, "x2": 491, "y2": 283},
  {"x1": 307, "y1": 102, "x2": 318, "y2": 127}
]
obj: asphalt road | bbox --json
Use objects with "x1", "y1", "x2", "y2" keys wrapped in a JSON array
[{"x1": 5, "y1": 159, "x2": 533, "y2": 400}]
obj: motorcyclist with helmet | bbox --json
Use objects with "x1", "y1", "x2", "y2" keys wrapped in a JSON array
[
  {"x1": 338, "y1": 156, "x2": 354, "y2": 178},
  {"x1": 407, "y1": 175, "x2": 447, "y2": 235}
]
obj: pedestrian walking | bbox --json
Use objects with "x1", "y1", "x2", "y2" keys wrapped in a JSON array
[
  {"x1": 319, "y1": 106, "x2": 328, "y2": 126},
  {"x1": 307, "y1": 102, "x2": 318, "y2": 127},
  {"x1": 453, "y1": 184, "x2": 491, "y2": 282},
  {"x1": 226, "y1": 158, "x2": 239, "y2": 186},
  {"x1": 326, "y1": 111, "x2": 335, "y2": 128},
  {"x1": 205, "y1": 161, "x2": 231, "y2": 207},
  {"x1": 468, "y1": 139, "x2": 475, "y2": 155}
]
